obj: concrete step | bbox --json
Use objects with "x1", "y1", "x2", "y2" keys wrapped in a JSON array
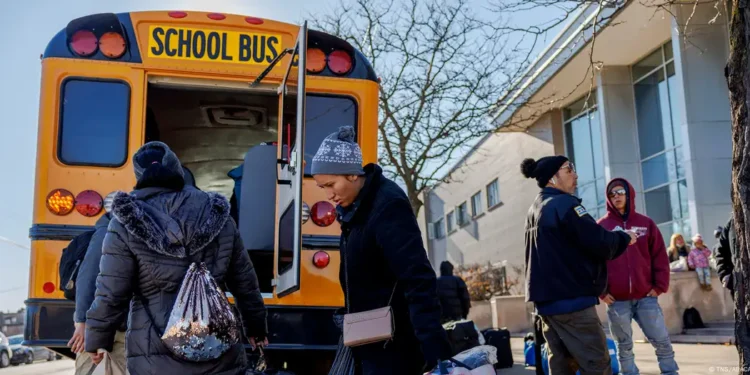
[
  {"x1": 669, "y1": 334, "x2": 734, "y2": 345},
  {"x1": 683, "y1": 328, "x2": 734, "y2": 336},
  {"x1": 705, "y1": 320, "x2": 734, "y2": 329}
]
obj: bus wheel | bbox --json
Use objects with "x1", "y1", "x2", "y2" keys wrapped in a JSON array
[{"x1": 0, "y1": 352, "x2": 9, "y2": 368}]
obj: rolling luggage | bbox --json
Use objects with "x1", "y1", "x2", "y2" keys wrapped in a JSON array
[{"x1": 481, "y1": 328, "x2": 513, "y2": 369}]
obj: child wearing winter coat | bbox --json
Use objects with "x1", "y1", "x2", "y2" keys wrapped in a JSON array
[{"x1": 688, "y1": 234, "x2": 713, "y2": 291}]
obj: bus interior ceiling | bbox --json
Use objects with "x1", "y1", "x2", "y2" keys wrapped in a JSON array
[
  {"x1": 146, "y1": 84, "x2": 278, "y2": 197},
  {"x1": 146, "y1": 84, "x2": 278, "y2": 293}
]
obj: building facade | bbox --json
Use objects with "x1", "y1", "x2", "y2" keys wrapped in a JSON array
[{"x1": 422, "y1": 1, "x2": 732, "y2": 273}]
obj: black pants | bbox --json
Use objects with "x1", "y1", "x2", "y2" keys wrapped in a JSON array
[{"x1": 540, "y1": 306, "x2": 611, "y2": 375}]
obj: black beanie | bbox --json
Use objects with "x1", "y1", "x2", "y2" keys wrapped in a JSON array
[{"x1": 520, "y1": 155, "x2": 569, "y2": 188}]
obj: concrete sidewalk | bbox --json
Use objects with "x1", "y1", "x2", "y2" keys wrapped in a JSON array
[{"x1": 497, "y1": 338, "x2": 739, "y2": 375}]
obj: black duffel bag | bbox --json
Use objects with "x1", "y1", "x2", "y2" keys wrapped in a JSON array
[{"x1": 443, "y1": 320, "x2": 480, "y2": 356}]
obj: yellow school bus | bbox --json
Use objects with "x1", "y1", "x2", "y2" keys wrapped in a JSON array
[{"x1": 25, "y1": 11, "x2": 378, "y2": 371}]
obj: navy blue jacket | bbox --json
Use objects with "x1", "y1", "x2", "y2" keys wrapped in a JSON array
[
  {"x1": 339, "y1": 164, "x2": 451, "y2": 374},
  {"x1": 75, "y1": 213, "x2": 127, "y2": 331},
  {"x1": 524, "y1": 187, "x2": 630, "y2": 304}
]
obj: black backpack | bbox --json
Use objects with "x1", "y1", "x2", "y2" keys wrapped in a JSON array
[
  {"x1": 58, "y1": 230, "x2": 96, "y2": 301},
  {"x1": 683, "y1": 307, "x2": 706, "y2": 329}
]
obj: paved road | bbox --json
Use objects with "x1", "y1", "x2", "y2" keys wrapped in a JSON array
[
  {"x1": 0, "y1": 340, "x2": 739, "y2": 374},
  {"x1": 500, "y1": 338, "x2": 739, "y2": 375},
  {"x1": 0, "y1": 359, "x2": 74, "y2": 375}
]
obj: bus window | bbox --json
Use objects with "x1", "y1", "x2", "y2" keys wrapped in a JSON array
[
  {"x1": 58, "y1": 79, "x2": 130, "y2": 166},
  {"x1": 303, "y1": 95, "x2": 357, "y2": 175}
]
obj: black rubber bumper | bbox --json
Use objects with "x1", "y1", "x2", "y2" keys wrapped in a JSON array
[{"x1": 24, "y1": 299, "x2": 340, "y2": 351}]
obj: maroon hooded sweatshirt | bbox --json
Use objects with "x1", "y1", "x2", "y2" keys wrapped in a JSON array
[{"x1": 597, "y1": 178, "x2": 670, "y2": 300}]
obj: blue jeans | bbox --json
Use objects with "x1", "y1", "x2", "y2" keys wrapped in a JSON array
[
  {"x1": 695, "y1": 267, "x2": 711, "y2": 286},
  {"x1": 607, "y1": 297, "x2": 679, "y2": 375}
]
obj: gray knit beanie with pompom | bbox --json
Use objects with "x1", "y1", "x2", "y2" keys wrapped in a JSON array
[{"x1": 310, "y1": 126, "x2": 364, "y2": 176}]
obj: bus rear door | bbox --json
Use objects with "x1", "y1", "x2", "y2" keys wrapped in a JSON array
[{"x1": 274, "y1": 23, "x2": 307, "y2": 297}]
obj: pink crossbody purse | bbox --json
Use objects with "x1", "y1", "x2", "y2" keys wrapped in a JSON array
[{"x1": 341, "y1": 248, "x2": 398, "y2": 347}]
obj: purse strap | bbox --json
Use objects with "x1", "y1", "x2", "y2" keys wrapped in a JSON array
[{"x1": 342, "y1": 234, "x2": 397, "y2": 314}]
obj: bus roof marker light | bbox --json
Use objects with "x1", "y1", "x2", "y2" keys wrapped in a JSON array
[
  {"x1": 328, "y1": 50, "x2": 352, "y2": 75},
  {"x1": 99, "y1": 32, "x2": 126, "y2": 59},
  {"x1": 46, "y1": 189, "x2": 75, "y2": 216},
  {"x1": 168, "y1": 11, "x2": 188, "y2": 19},
  {"x1": 207, "y1": 13, "x2": 226, "y2": 21},
  {"x1": 69, "y1": 30, "x2": 97, "y2": 57},
  {"x1": 245, "y1": 17, "x2": 264, "y2": 25},
  {"x1": 306, "y1": 48, "x2": 326, "y2": 73}
]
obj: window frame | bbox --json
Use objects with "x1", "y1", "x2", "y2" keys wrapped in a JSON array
[
  {"x1": 563, "y1": 92, "x2": 606, "y2": 219},
  {"x1": 456, "y1": 201, "x2": 469, "y2": 227},
  {"x1": 434, "y1": 218, "x2": 445, "y2": 239},
  {"x1": 471, "y1": 191, "x2": 483, "y2": 218},
  {"x1": 302, "y1": 93, "x2": 360, "y2": 177},
  {"x1": 57, "y1": 77, "x2": 132, "y2": 168},
  {"x1": 446, "y1": 211, "x2": 455, "y2": 233},
  {"x1": 486, "y1": 179, "x2": 501, "y2": 209},
  {"x1": 631, "y1": 40, "x2": 688, "y2": 230}
]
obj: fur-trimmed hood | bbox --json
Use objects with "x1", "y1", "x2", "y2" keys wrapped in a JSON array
[{"x1": 110, "y1": 186, "x2": 230, "y2": 258}]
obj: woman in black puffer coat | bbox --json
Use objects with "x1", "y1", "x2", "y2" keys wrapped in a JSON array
[
  {"x1": 85, "y1": 142, "x2": 267, "y2": 375},
  {"x1": 311, "y1": 127, "x2": 452, "y2": 375}
]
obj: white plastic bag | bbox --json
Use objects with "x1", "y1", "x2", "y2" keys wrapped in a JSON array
[
  {"x1": 670, "y1": 257, "x2": 688, "y2": 272},
  {"x1": 425, "y1": 345, "x2": 498, "y2": 375}
]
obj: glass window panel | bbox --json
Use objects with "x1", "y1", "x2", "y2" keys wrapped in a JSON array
[
  {"x1": 589, "y1": 110, "x2": 604, "y2": 179},
  {"x1": 633, "y1": 48, "x2": 664, "y2": 81},
  {"x1": 471, "y1": 192, "x2": 483, "y2": 217},
  {"x1": 635, "y1": 69, "x2": 669, "y2": 158},
  {"x1": 567, "y1": 116, "x2": 595, "y2": 183},
  {"x1": 447, "y1": 211, "x2": 454, "y2": 232},
  {"x1": 664, "y1": 40, "x2": 674, "y2": 61},
  {"x1": 457, "y1": 202, "x2": 468, "y2": 225},
  {"x1": 658, "y1": 75, "x2": 675, "y2": 150},
  {"x1": 669, "y1": 182, "x2": 681, "y2": 221},
  {"x1": 642, "y1": 153, "x2": 670, "y2": 190},
  {"x1": 487, "y1": 179, "x2": 500, "y2": 207},
  {"x1": 563, "y1": 93, "x2": 596, "y2": 122},
  {"x1": 434, "y1": 218, "x2": 445, "y2": 239},
  {"x1": 645, "y1": 186, "x2": 673, "y2": 224},
  {"x1": 578, "y1": 182, "x2": 597, "y2": 211},
  {"x1": 658, "y1": 222, "x2": 674, "y2": 246},
  {"x1": 674, "y1": 146, "x2": 685, "y2": 180},
  {"x1": 596, "y1": 178, "x2": 607, "y2": 207},
  {"x1": 678, "y1": 180, "x2": 689, "y2": 218},
  {"x1": 59, "y1": 80, "x2": 130, "y2": 166},
  {"x1": 666, "y1": 63, "x2": 683, "y2": 147}
]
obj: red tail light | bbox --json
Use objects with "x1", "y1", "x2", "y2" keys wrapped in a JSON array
[
  {"x1": 245, "y1": 17, "x2": 264, "y2": 25},
  {"x1": 207, "y1": 13, "x2": 226, "y2": 20},
  {"x1": 47, "y1": 189, "x2": 75, "y2": 216},
  {"x1": 328, "y1": 50, "x2": 352, "y2": 75},
  {"x1": 311, "y1": 201, "x2": 336, "y2": 227},
  {"x1": 168, "y1": 11, "x2": 188, "y2": 19},
  {"x1": 43, "y1": 282, "x2": 55, "y2": 294},
  {"x1": 75, "y1": 190, "x2": 103, "y2": 217},
  {"x1": 99, "y1": 32, "x2": 126, "y2": 59},
  {"x1": 70, "y1": 30, "x2": 97, "y2": 57},
  {"x1": 313, "y1": 251, "x2": 330, "y2": 268}
]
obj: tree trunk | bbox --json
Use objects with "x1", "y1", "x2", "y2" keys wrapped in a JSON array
[
  {"x1": 407, "y1": 187, "x2": 423, "y2": 216},
  {"x1": 727, "y1": 0, "x2": 750, "y2": 370}
]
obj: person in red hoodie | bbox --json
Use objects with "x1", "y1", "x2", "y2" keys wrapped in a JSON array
[{"x1": 597, "y1": 178, "x2": 679, "y2": 375}]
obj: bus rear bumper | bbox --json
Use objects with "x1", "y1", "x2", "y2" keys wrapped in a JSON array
[
  {"x1": 24, "y1": 298, "x2": 341, "y2": 351},
  {"x1": 23, "y1": 298, "x2": 75, "y2": 349}
]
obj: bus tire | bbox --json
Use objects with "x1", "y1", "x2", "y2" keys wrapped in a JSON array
[{"x1": 0, "y1": 352, "x2": 9, "y2": 368}]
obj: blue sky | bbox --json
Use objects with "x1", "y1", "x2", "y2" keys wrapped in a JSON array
[{"x1": 0, "y1": 1, "x2": 562, "y2": 312}]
